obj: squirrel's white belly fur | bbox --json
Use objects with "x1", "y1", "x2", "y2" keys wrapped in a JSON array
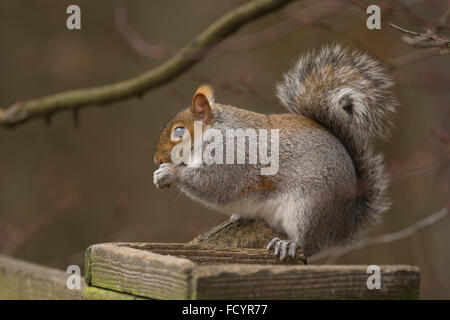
[{"x1": 184, "y1": 190, "x2": 305, "y2": 242}]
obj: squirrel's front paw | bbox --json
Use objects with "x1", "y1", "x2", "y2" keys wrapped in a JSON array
[
  {"x1": 153, "y1": 163, "x2": 177, "y2": 189},
  {"x1": 266, "y1": 238, "x2": 298, "y2": 261}
]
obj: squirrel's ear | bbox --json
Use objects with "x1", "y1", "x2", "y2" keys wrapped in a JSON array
[{"x1": 191, "y1": 85, "x2": 214, "y2": 123}]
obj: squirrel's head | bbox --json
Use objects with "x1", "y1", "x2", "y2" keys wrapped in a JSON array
[{"x1": 154, "y1": 85, "x2": 215, "y2": 165}]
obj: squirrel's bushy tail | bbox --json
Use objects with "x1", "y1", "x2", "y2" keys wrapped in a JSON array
[{"x1": 277, "y1": 44, "x2": 398, "y2": 227}]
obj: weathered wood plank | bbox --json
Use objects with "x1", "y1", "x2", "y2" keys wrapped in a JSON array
[
  {"x1": 85, "y1": 243, "x2": 419, "y2": 300},
  {"x1": 85, "y1": 243, "x2": 196, "y2": 299},
  {"x1": 118, "y1": 242, "x2": 306, "y2": 265},
  {"x1": 191, "y1": 264, "x2": 420, "y2": 300},
  {"x1": 82, "y1": 286, "x2": 148, "y2": 300},
  {"x1": 0, "y1": 255, "x2": 83, "y2": 300},
  {"x1": 85, "y1": 243, "x2": 305, "y2": 300}
]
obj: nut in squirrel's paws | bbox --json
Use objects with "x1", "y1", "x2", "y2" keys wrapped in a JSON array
[
  {"x1": 266, "y1": 237, "x2": 297, "y2": 261},
  {"x1": 153, "y1": 163, "x2": 176, "y2": 189}
]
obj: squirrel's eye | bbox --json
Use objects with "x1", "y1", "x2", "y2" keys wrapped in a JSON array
[{"x1": 172, "y1": 126, "x2": 186, "y2": 140}]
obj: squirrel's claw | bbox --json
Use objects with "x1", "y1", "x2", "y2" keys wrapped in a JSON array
[
  {"x1": 230, "y1": 213, "x2": 252, "y2": 223},
  {"x1": 266, "y1": 238, "x2": 298, "y2": 261},
  {"x1": 230, "y1": 214, "x2": 241, "y2": 222},
  {"x1": 274, "y1": 240, "x2": 282, "y2": 256},
  {"x1": 266, "y1": 237, "x2": 280, "y2": 251},
  {"x1": 288, "y1": 242, "x2": 297, "y2": 258},
  {"x1": 279, "y1": 241, "x2": 289, "y2": 261}
]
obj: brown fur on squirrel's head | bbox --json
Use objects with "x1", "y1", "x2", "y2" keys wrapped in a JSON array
[{"x1": 154, "y1": 85, "x2": 215, "y2": 165}]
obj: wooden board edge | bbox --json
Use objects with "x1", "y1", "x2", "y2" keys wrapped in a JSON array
[
  {"x1": 0, "y1": 255, "x2": 84, "y2": 300},
  {"x1": 84, "y1": 245, "x2": 93, "y2": 286},
  {"x1": 89, "y1": 243, "x2": 196, "y2": 270},
  {"x1": 88, "y1": 243, "x2": 196, "y2": 299},
  {"x1": 191, "y1": 264, "x2": 420, "y2": 300},
  {"x1": 82, "y1": 286, "x2": 148, "y2": 300}
]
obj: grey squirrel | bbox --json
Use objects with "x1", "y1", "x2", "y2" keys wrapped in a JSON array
[{"x1": 153, "y1": 44, "x2": 398, "y2": 260}]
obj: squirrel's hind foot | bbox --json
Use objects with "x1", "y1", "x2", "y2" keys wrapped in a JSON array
[{"x1": 266, "y1": 238, "x2": 298, "y2": 261}]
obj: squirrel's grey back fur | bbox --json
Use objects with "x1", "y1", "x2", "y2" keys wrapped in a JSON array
[{"x1": 276, "y1": 44, "x2": 398, "y2": 231}]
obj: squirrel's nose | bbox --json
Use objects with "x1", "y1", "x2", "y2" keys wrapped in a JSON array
[{"x1": 154, "y1": 154, "x2": 162, "y2": 165}]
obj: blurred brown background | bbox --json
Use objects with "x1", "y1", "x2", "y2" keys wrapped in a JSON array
[{"x1": 0, "y1": 0, "x2": 449, "y2": 298}]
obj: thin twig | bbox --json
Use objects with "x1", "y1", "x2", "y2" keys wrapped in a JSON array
[
  {"x1": 114, "y1": 0, "x2": 171, "y2": 60},
  {"x1": 390, "y1": 23, "x2": 445, "y2": 42},
  {"x1": 388, "y1": 47, "x2": 445, "y2": 69},
  {"x1": 437, "y1": 5, "x2": 450, "y2": 31},
  {"x1": 390, "y1": 23, "x2": 424, "y2": 37},
  {"x1": 390, "y1": 22, "x2": 450, "y2": 50},
  {"x1": 310, "y1": 204, "x2": 450, "y2": 264}
]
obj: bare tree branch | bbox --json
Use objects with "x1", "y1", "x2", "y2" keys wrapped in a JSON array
[
  {"x1": 0, "y1": 0, "x2": 295, "y2": 128},
  {"x1": 114, "y1": 0, "x2": 347, "y2": 61},
  {"x1": 114, "y1": 0, "x2": 171, "y2": 60},
  {"x1": 390, "y1": 23, "x2": 449, "y2": 48},
  {"x1": 386, "y1": 3, "x2": 450, "y2": 68},
  {"x1": 310, "y1": 204, "x2": 450, "y2": 264},
  {"x1": 390, "y1": 148, "x2": 450, "y2": 184}
]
